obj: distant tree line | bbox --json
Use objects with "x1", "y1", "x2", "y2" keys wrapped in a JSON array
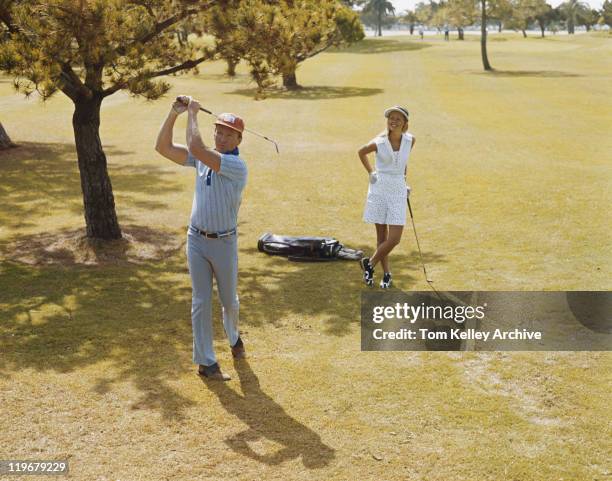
[
  {"x1": 364, "y1": 0, "x2": 611, "y2": 38},
  {"x1": 355, "y1": 0, "x2": 609, "y2": 73}
]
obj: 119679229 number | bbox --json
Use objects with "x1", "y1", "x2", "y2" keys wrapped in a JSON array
[{"x1": 0, "y1": 460, "x2": 69, "y2": 475}]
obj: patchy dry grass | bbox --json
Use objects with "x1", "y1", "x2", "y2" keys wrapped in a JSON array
[{"x1": 1, "y1": 33, "x2": 611, "y2": 480}]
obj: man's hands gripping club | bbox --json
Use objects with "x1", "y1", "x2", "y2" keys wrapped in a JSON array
[
  {"x1": 173, "y1": 95, "x2": 202, "y2": 116},
  {"x1": 154, "y1": 96, "x2": 191, "y2": 165},
  {"x1": 173, "y1": 95, "x2": 203, "y2": 116},
  {"x1": 172, "y1": 96, "x2": 189, "y2": 115},
  {"x1": 155, "y1": 94, "x2": 221, "y2": 171}
]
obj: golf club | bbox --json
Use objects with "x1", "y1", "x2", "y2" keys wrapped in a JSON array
[
  {"x1": 176, "y1": 96, "x2": 280, "y2": 153},
  {"x1": 407, "y1": 194, "x2": 442, "y2": 300}
]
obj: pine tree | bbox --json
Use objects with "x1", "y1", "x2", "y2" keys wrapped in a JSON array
[
  {"x1": 0, "y1": 0, "x2": 233, "y2": 239},
  {"x1": 208, "y1": 0, "x2": 364, "y2": 92}
]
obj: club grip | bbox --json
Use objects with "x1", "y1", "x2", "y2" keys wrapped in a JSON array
[{"x1": 175, "y1": 97, "x2": 213, "y2": 115}]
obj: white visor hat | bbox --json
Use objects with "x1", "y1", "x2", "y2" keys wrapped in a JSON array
[{"x1": 384, "y1": 106, "x2": 409, "y2": 122}]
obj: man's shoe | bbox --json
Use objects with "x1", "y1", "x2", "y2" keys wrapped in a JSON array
[
  {"x1": 231, "y1": 336, "x2": 246, "y2": 359},
  {"x1": 197, "y1": 362, "x2": 231, "y2": 381},
  {"x1": 360, "y1": 257, "x2": 374, "y2": 287},
  {"x1": 380, "y1": 272, "x2": 392, "y2": 289}
]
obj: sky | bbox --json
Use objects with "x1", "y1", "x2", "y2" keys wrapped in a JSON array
[{"x1": 390, "y1": 0, "x2": 604, "y2": 14}]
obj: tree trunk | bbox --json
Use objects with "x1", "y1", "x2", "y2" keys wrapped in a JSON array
[
  {"x1": 377, "y1": 11, "x2": 382, "y2": 36},
  {"x1": 522, "y1": 29, "x2": 527, "y2": 38},
  {"x1": 226, "y1": 58, "x2": 238, "y2": 77},
  {"x1": 176, "y1": 28, "x2": 188, "y2": 46},
  {"x1": 410, "y1": 24, "x2": 414, "y2": 35},
  {"x1": 282, "y1": 70, "x2": 300, "y2": 90},
  {"x1": 568, "y1": 18, "x2": 575, "y2": 34},
  {"x1": 498, "y1": 21, "x2": 502, "y2": 32},
  {"x1": 540, "y1": 23, "x2": 545, "y2": 37},
  {"x1": 72, "y1": 95, "x2": 122, "y2": 240},
  {"x1": 458, "y1": 27, "x2": 464, "y2": 40},
  {"x1": 0, "y1": 122, "x2": 16, "y2": 150},
  {"x1": 585, "y1": 24, "x2": 591, "y2": 31},
  {"x1": 481, "y1": 0, "x2": 493, "y2": 71}
]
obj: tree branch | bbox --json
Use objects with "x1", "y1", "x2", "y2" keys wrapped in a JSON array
[
  {"x1": 117, "y1": 1, "x2": 215, "y2": 55},
  {"x1": 148, "y1": 54, "x2": 213, "y2": 78},
  {"x1": 135, "y1": 8, "x2": 199, "y2": 45},
  {"x1": 296, "y1": 40, "x2": 335, "y2": 63},
  {"x1": 59, "y1": 63, "x2": 92, "y2": 101},
  {"x1": 101, "y1": 54, "x2": 211, "y2": 98},
  {"x1": 0, "y1": 5, "x2": 20, "y2": 34}
]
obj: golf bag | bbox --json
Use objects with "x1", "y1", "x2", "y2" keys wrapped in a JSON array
[{"x1": 257, "y1": 233, "x2": 363, "y2": 262}]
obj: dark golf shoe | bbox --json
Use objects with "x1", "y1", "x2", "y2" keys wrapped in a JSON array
[
  {"x1": 360, "y1": 257, "x2": 374, "y2": 287},
  {"x1": 231, "y1": 336, "x2": 246, "y2": 359},
  {"x1": 380, "y1": 272, "x2": 392, "y2": 289},
  {"x1": 198, "y1": 362, "x2": 231, "y2": 381}
]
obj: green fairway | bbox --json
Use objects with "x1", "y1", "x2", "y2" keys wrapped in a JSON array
[{"x1": 1, "y1": 33, "x2": 610, "y2": 480}]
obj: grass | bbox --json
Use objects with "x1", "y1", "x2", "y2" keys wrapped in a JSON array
[{"x1": 1, "y1": 32, "x2": 611, "y2": 480}]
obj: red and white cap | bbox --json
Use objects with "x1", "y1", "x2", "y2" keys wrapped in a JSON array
[{"x1": 214, "y1": 113, "x2": 245, "y2": 134}]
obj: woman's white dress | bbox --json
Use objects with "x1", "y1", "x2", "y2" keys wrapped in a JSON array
[{"x1": 363, "y1": 132, "x2": 413, "y2": 226}]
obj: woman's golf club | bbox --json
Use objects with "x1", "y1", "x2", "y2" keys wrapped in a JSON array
[
  {"x1": 407, "y1": 194, "x2": 442, "y2": 300},
  {"x1": 176, "y1": 96, "x2": 280, "y2": 153}
]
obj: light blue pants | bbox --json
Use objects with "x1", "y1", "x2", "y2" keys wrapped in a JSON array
[{"x1": 186, "y1": 228, "x2": 240, "y2": 366}]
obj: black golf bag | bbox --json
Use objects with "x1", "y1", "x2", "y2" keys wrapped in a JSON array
[{"x1": 257, "y1": 233, "x2": 363, "y2": 262}]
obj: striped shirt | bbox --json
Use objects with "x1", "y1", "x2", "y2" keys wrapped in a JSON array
[{"x1": 185, "y1": 151, "x2": 248, "y2": 233}]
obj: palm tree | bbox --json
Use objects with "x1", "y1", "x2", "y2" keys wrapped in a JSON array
[
  {"x1": 560, "y1": 0, "x2": 589, "y2": 33},
  {"x1": 364, "y1": 0, "x2": 395, "y2": 36},
  {"x1": 0, "y1": 122, "x2": 15, "y2": 150},
  {"x1": 603, "y1": 0, "x2": 612, "y2": 27}
]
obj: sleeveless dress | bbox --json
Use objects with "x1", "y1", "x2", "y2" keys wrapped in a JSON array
[{"x1": 363, "y1": 132, "x2": 413, "y2": 226}]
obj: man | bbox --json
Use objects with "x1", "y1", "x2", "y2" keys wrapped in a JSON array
[{"x1": 155, "y1": 95, "x2": 248, "y2": 381}]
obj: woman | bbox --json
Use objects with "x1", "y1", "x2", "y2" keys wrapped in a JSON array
[{"x1": 358, "y1": 106, "x2": 415, "y2": 288}]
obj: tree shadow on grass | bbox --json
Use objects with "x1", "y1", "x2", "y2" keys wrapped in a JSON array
[
  {"x1": 472, "y1": 69, "x2": 582, "y2": 78},
  {"x1": 328, "y1": 38, "x2": 432, "y2": 54},
  {"x1": 0, "y1": 141, "x2": 183, "y2": 231},
  {"x1": 228, "y1": 85, "x2": 383, "y2": 101},
  {"x1": 0, "y1": 234, "x2": 446, "y2": 421},
  {"x1": 195, "y1": 72, "x2": 251, "y2": 84},
  {"x1": 0, "y1": 142, "x2": 84, "y2": 230},
  {"x1": 0, "y1": 252, "x2": 195, "y2": 421},
  {"x1": 204, "y1": 359, "x2": 335, "y2": 468},
  {"x1": 239, "y1": 245, "x2": 447, "y2": 336}
]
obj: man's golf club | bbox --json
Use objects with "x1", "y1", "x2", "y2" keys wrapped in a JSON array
[
  {"x1": 407, "y1": 193, "x2": 442, "y2": 300},
  {"x1": 176, "y1": 96, "x2": 280, "y2": 153}
]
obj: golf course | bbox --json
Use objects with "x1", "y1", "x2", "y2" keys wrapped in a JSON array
[{"x1": 1, "y1": 32, "x2": 610, "y2": 480}]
